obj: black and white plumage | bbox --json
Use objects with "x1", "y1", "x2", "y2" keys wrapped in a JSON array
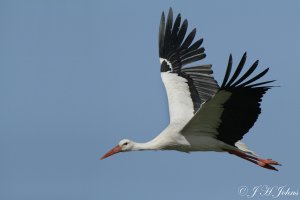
[
  {"x1": 159, "y1": 9, "x2": 219, "y2": 113},
  {"x1": 101, "y1": 8, "x2": 280, "y2": 171}
]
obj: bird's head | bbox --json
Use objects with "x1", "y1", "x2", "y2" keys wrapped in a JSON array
[{"x1": 100, "y1": 139, "x2": 134, "y2": 160}]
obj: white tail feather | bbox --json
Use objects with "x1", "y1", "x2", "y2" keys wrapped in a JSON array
[{"x1": 235, "y1": 141, "x2": 257, "y2": 156}]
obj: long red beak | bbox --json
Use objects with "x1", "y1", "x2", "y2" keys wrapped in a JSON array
[{"x1": 100, "y1": 145, "x2": 122, "y2": 160}]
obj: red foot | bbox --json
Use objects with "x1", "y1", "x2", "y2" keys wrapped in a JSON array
[
  {"x1": 257, "y1": 161, "x2": 278, "y2": 171},
  {"x1": 258, "y1": 159, "x2": 281, "y2": 166}
]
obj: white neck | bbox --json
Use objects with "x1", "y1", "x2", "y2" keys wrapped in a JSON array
[{"x1": 132, "y1": 138, "x2": 165, "y2": 151}]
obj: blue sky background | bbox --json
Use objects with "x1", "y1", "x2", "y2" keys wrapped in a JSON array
[{"x1": 0, "y1": 1, "x2": 299, "y2": 200}]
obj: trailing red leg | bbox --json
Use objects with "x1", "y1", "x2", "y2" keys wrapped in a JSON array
[{"x1": 226, "y1": 149, "x2": 280, "y2": 171}]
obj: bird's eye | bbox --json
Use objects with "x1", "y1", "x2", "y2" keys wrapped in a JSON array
[{"x1": 123, "y1": 142, "x2": 128, "y2": 146}]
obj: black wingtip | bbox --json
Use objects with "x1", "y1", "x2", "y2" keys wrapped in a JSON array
[
  {"x1": 168, "y1": 7, "x2": 173, "y2": 15},
  {"x1": 159, "y1": 12, "x2": 166, "y2": 57},
  {"x1": 239, "y1": 67, "x2": 270, "y2": 87},
  {"x1": 221, "y1": 53, "x2": 273, "y2": 89},
  {"x1": 159, "y1": 8, "x2": 209, "y2": 71},
  {"x1": 231, "y1": 59, "x2": 260, "y2": 87},
  {"x1": 225, "y1": 52, "x2": 248, "y2": 86},
  {"x1": 167, "y1": 7, "x2": 173, "y2": 21},
  {"x1": 247, "y1": 80, "x2": 276, "y2": 88},
  {"x1": 181, "y1": 19, "x2": 188, "y2": 31}
]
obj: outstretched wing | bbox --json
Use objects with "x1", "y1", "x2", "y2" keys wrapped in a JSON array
[
  {"x1": 181, "y1": 53, "x2": 275, "y2": 146},
  {"x1": 159, "y1": 8, "x2": 219, "y2": 123}
]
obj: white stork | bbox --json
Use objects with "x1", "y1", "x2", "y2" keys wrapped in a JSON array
[{"x1": 101, "y1": 8, "x2": 280, "y2": 171}]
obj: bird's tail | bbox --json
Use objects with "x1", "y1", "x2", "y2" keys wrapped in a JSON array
[{"x1": 235, "y1": 141, "x2": 257, "y2": 156}]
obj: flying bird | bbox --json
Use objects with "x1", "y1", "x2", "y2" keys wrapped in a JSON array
[{"x1": 101, "y1": 8, "x2": 280, "y2": 171}]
